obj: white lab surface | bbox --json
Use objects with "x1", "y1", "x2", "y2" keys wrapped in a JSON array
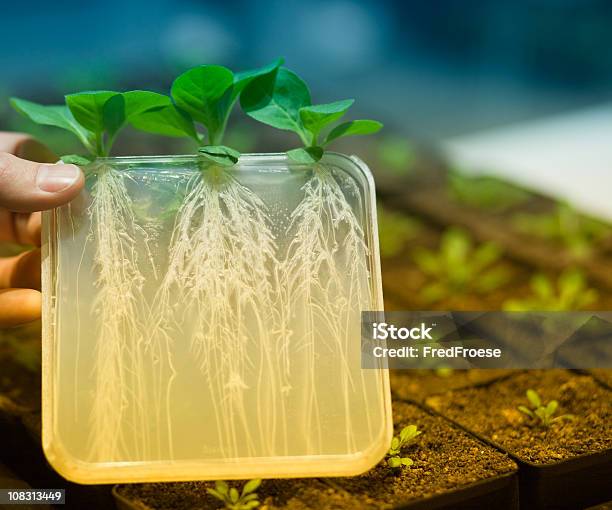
[{"x1": 443, "y1": 104, "x2": 612, "y2": 221}]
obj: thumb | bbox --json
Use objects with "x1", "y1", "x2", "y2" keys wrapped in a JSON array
[{"x1": 0, "y1": 152, "x2": 84, "y2": 212}]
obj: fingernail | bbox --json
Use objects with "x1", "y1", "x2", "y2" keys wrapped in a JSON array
[{"x1": 36, "y1": 164, "x2": 80, "y2": 192}]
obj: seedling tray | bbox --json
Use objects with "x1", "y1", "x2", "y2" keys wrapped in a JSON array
[
  {"x1": 395, "y1": 471, "x2": 518, "y2": 510},
  {"x1": 513, "y1": 448, "x2": 612, "y2": 510},
  {"x1": 424, "y1": 371, "x2": 612, "y2": 510},
  {"x1": 111, "y1": 465, "x2": 519, "y2": 510},
  {"x1": 433, "y1": 422, "x2": 612, "y2": 510}
]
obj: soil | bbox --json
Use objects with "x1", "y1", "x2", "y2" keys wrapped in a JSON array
[
  {"x1": 589, "y1": 369, "x2": 612, "y2": 390},
  {"x1": 390, "y1": 369, "x2": 515, "y2": 403},
  {"x1": 116, "y1": 478, "x2": 363, "y2": 510},
  {"x1": 328, "y1": 401, "x2": 516, "y2": 508},
  {"x1": 425, "y1": 370, "x2": 612, "y2": 464}
]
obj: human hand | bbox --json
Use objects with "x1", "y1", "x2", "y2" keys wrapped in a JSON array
[{"x1": 0, "y1": 132, "x2": 84, "y2": 327}]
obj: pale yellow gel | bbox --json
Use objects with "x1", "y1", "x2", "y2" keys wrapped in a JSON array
[{"x1": 41, "y1": 153, "x2": 391, "y2": 484}]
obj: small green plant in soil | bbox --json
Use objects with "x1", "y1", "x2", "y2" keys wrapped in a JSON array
[
  {"x1": 387, "y1": 425, "x2": 421, "y2": 468},
  {"x1": 377, "y1": 207, "x2": 421, "y2": 258},
  {"x1": 207, "y1": 479, "x2": 261, "y2": 509},
  {"x1": 413, "y1": 228, "x2": 509, "y2": 304},
  {"x1": 448, "y1": 170, "x2": 530, "y2": 212},
  {"x1": 512, "y1": 203, "x2": 610, "y2": 259},
  {"x1": 503, "y1": 269, "x2": 598, "y2": 311},
  {"x1": 517, "y1": 389, "x2": 574, "y2": 428}
]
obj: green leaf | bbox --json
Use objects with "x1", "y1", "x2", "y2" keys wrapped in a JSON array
[
  {"x1": 60, "y1": 154, "x2": 94, "y2": 166},
  {"x1": 233, "y1": 58, "x2": 284, "y2": 100},
  {"x1": 399, "y1": 425, "x2": 420, "y2": 443},
  {"x1": 324, "y1": 119, "x2": 383, "y2": 145},
  {"x1": 130, "y1": 104, "x2": 199, "y2": 141},
  {"x1": 401, "y1": 458, "x2": 414, "y2": 467},
  {"x1": 229, "y1": 488, "x2": 239, "y2": 503},
  {"x1": 215, "y1": 481, "x2": 229, "y2": 496},
  {"x1": 527, "y1": 389, "x2": 541, "y2": 409},
  {"x1": 122, "y1": 90, "x2": 172, "y2": 119},
  {"x1": 10, "y1": 98, "x2": 94, "y2": 151},
  {"x1": 65, "y1": 91, "x2": 119, "y2": 134},
  {"x1": 240, "y1": 67, "x2": 311, "y2": 140},
  {"x1": 102, "y1": 93, "x2": 126, "y2": 138},
  {"x1": 244, "y1": 501, "x2": 260, "y2": 509},
  {"x1": 242, "y1": 479, "x2": 261, "y2": 496},
  {"x1": 390, "y1": 437, "x2": 400, "y2": 452},
  {"x1": 387, "y1": 457, "x2": 402, "y2": 468},
  {"x1": 206, "y1": 488, "x2": 225, "y2": 502},
  {"x1": 171, "y1": 65, "x2": 234, "y2": 142},
  {"x1": 546, "y1": 400, "x2": 558, "y2": 415},
  {"x1": 299, "y1": 99, "x2": 354, "y2": 140},
  {"x1": 198, "y1": 145, "x2": 241, "y2": 166},
  {"x1": 518, "y1": 405, "x2": 534, "y2": 418},
  {"x1": 286, "y1": 146, "x2": 324, "y2": 164}
]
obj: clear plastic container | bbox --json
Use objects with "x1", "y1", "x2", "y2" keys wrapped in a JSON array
[{"x1": 41, "y1": 152, "x2": 391, "y2": 483}]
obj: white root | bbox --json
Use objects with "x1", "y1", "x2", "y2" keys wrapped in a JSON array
[
  {"x1": 83, "y1": 160, "x2": 372, "y2": 461},
  {"x1": 152, "y1": 167, "x2": 285, "y2": 458},
  {"x1": 87, "y1": 165, "x2": 153, "y2": 462},
  {"x1": 282, "y1": 165, "x2": 372, "y2": 453}
]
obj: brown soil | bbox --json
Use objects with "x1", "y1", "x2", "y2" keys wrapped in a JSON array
[
  {"x1": 425, "y1": 370, "x2": 612, "y2": 464},
  {"x1": 590, "y1": 369, "x2": 612, "y2": 390},
  {"x1": 329, "y1": 401, "x2": 516, "y2": 508},
  {"x1": 390, "y1": 369, "x2": 515, "y2": 403},
  {"x1": 116, "y1": 478, "x2": 361, "y2": 510}
]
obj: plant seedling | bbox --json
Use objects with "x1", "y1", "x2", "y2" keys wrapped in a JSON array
[
  {"x1": 387, "y1": 424, "x2": 421, "y2": 468},
  {"x1": 11, "y1": 91, "x2": 187, "y2": 161},
  {"x1": 413, "y1": 228, "x2": 509, "y2": 304},
  {"x1": 240, "y1": 67, "x2": 382, "y2": 163},
  {"x1": 10, "y1": 59, "x2": 283, "y2": 167},
  {"x1": 207, "y1": 479, "x2": 261, "y2": 509},
  {"x1": 169, "y1": 59, "x2": 283, "y2": 165},
  {"x1": 512, "y1": 203, "x2": 610, "y2": 259},
  {"x1": 10, "y1": 60, "x2": 385, "y2": 468},
  {"x1": 517, "y1": 389, "x2": 574, "y2": 428},
  {"x1": 503, "y1": 269, "x2": 598, "y2": 311}
]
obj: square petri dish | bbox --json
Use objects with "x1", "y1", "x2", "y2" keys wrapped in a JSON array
[{"x1": 41, "y1": 152, "x2": 391, "y2": 483}]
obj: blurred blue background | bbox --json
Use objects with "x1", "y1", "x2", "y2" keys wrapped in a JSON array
[{"x1": 1, "y1": 0, "x2": 612, "y2": 140}]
